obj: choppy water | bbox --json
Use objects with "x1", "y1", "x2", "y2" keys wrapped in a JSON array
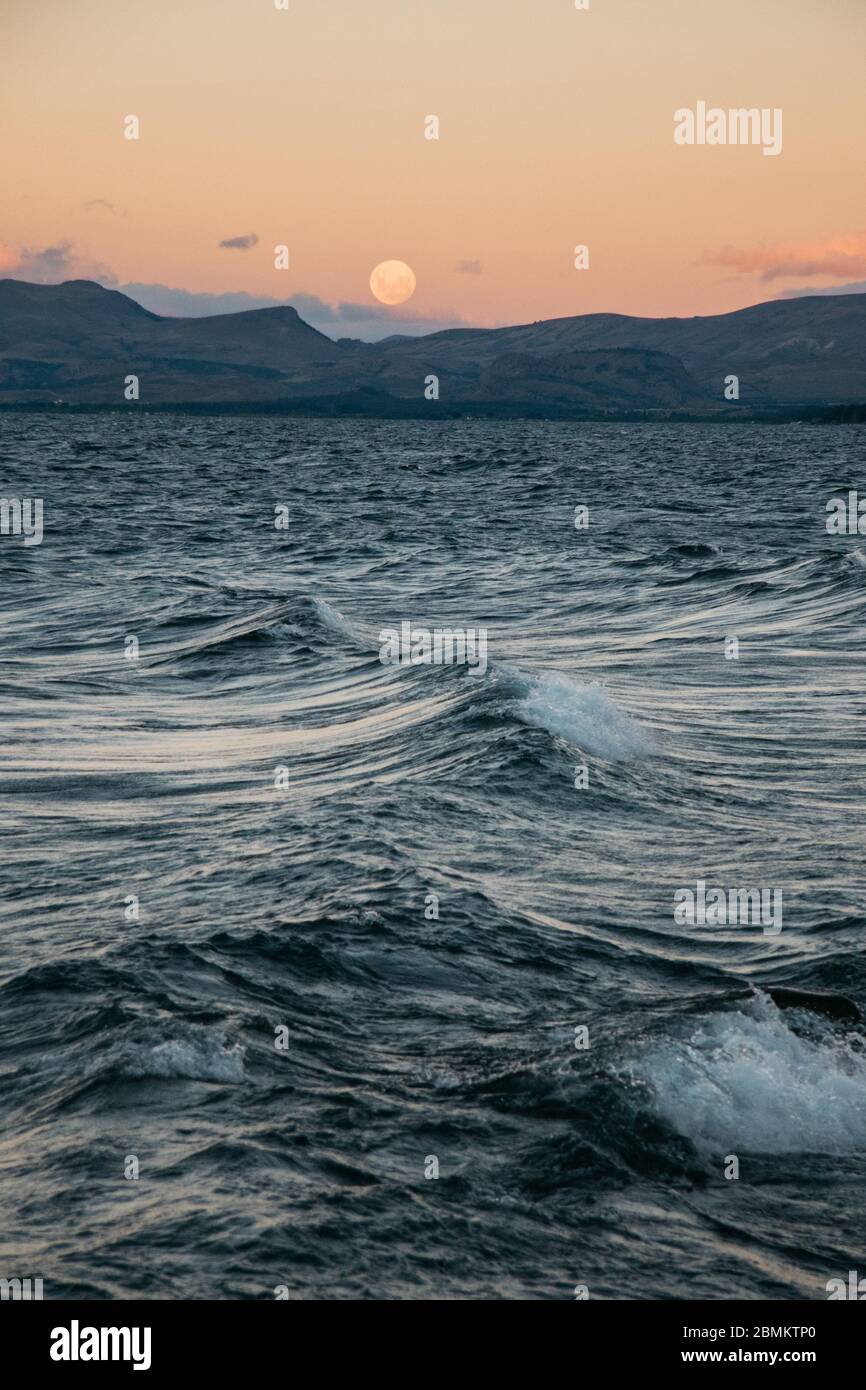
[{"x1": 1, "y1": 413, "x2": 865, "y2": 1300}]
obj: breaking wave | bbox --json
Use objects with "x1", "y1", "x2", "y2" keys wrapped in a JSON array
[
  {"x1": 633, "y1": 996, "x2": 866, "y2": 1156},
  {"x1": 116, "y1": 1031, "x2": 246, "y2": 1084},
  {"x1": 509, "y1": 670, "x2": 654, "y2": 758}
]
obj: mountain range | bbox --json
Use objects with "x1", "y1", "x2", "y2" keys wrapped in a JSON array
[{"x1": 1, "y1": 278, "x2": 865, "y2": 417}]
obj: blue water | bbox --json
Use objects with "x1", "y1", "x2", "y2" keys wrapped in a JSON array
[{"x1": 2, "y1": 413, "x2": 865, "y2": 1299}]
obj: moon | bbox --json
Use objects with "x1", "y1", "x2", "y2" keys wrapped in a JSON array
[{"x1": 369, "y1": 260, "x2": 416, "y2": 306}]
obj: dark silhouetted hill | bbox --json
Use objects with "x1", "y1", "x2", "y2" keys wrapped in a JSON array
[{"x1": 1, "y1": 279, "x2": 864, "y2": 415}]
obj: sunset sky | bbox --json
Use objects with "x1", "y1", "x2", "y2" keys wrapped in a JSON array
[{"x1": 2, "y1": 0, "x2": 865, "y2": 340}]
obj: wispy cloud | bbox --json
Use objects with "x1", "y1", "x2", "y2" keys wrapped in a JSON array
[
  {"x1": 83, "y1": 198, "x2": 117, "y2": 213},
  {"x1": 9, "y1": 241, "x2": 76, "y2": 280},
  {"x1": 455, "y1": 259, "x2": 483, "y2": 275},
  {"x1": 702, "y1": 233, "x2": 866, "y2": 283},
  {"x1": 779, "y1": 280, "x2": 866, "y2": 299},
  {"x1": 0, "y1": 239, "x2": 117, "y2": 284},
  {"x1": 0, "y1": 237, "x2": 117, "y2": 283},
  {"x1": 219, "y1": 233, "x2": 259, "y2": 250}
]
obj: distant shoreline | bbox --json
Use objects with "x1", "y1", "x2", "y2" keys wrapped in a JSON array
[{"x1": 2, "y1": 401, "x2": 865, "y2": 423}]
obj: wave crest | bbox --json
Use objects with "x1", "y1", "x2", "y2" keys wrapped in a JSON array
[
  {"x1": 117, "y1": 1029, "x2": 245, "y2": 1083},
  {"x1": 510, "y1": 671, "x2": 653, "y2": 759},
  {"x1": 633, "y1": 996, "x2": 866, "y2": 1155}
]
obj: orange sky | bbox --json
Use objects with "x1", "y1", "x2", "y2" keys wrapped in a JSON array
[{"x1": 2, "y1": 0, "x2": 865, "y2": 337}]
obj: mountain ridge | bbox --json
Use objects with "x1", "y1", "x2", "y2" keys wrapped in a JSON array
[{"x1": 1, "y1": 278, "x2": 864, "y2": 416}]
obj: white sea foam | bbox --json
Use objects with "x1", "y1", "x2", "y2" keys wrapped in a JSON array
[
  {"x1": 634, "y1": 996, "x2": 866, "y2": 1155},
  {"x1": 119, "y1": 1033, "x2": 245, "y2": 1083},
  {"x1": 311, "y1": 597, "x2": 370, "y2": 645},
  {"x1": 511, "y1": 671, "x2": 653, "y2": 759}
]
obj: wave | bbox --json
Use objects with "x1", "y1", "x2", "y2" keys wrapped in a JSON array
[
  {"x1": 306, "y1": 604, "x2": 654, "y2": 759},
  {"x1": 309, "y1": 596, "x2": 373, "y2": 647},
  {"x1": 141, "y1": 600, "x2": 297, "y2": 669},
  {"x1": 115, "y1": 1029, "x2": 245, "y2": 1083},
  {"x1": 632, "y1": 995, "x2": 866, "y2": 1155},
  {"x1": 508, "y1": 670, "x2": 654, "y2": 759}
]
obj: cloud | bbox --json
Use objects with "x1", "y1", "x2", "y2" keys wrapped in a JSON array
[
  {"x1": 282, "y1": 295, "x2": 470, "y2": 341},
  {"x1": 113, "y1": 282, "x2": 471, "y2": 342},
  {"x1": 701, "y1": 234, "x2": 866, "y2": 283},
  {"x1": 8, "y1": 240, "x2": 77, "y2": 280},
  {"x1": 83, "y1": 198, "x2": 117, "y2": 213},
  {"x1": 219, "y1": 233, "x2": 259, "y2": 250},
  {"x1": 116, "y1": 283, "x2": 286, "y2": 316},
  {"x1": 454, "y1": 259, "x2": 483, "y2": 275},
  {"x1": 0, "y1": 239, "x2": 117, "y2": 284},
  {"x1": 779, "y1": 280, "x2": 866, "y2": 299}
]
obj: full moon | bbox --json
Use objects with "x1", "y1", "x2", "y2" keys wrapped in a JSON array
[{"x1": 369, "y1": 260, "x2": 416, "y2": 306}]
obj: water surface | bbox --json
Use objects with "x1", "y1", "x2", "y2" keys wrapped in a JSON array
[{"x1": 1, "y1": 414, "x2": 865, "y2": 1299}]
